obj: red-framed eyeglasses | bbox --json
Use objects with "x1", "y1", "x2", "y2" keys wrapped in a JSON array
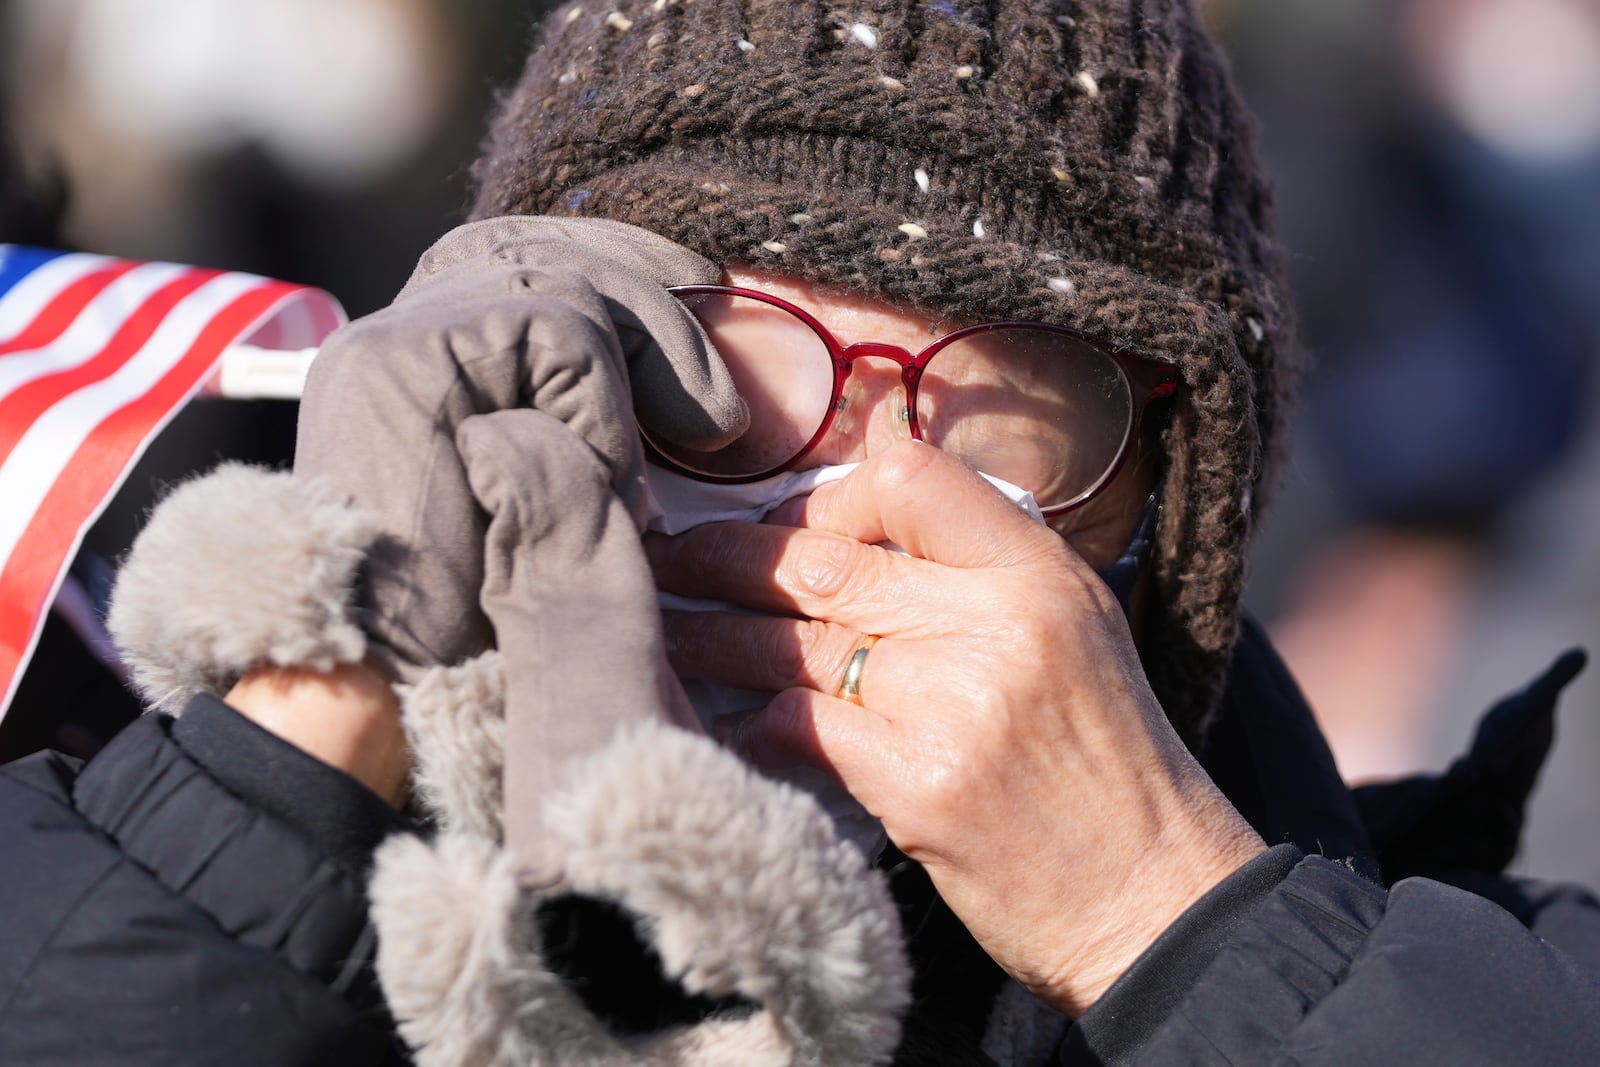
[{"x1": 644, "y1": 285, "x2": 1180, "y2": 516}]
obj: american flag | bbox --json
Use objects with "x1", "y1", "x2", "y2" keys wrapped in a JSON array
[{"x1": 0, "y1": 245, "x2": 345, "y2": 721}]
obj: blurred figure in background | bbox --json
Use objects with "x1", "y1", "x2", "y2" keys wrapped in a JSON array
[
  {"x1": 1211, "y1": 0, "x2": 1600, "y2": 885},
  {"x1": 1, "y1": 0, "x2": 545, "y2": 315},
  {"x1": 0, "y1": 0, "x2": 555, "y2": 759}
]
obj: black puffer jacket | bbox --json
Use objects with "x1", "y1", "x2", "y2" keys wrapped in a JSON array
[
  {"x1": 0, "y1": 695, "x2": 408, "y2": 1066},
  {"x1": 1061, "y1": 622, "x2": 1600, "y2": 1065},
  {"x1": 1, "y1": 622, "x2": 1597, "y2": 1066}
]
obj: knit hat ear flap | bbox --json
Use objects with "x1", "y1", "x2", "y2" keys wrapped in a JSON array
[{"x1": 469, "y1": 0, "x2": 1298, "y2": 739}]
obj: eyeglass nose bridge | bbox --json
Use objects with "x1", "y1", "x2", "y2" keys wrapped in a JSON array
[
  {"x1": 832, "y1": 340, "x2": 924, "y2": 440},
  {"x1": 835, "y1": 340, "x2": 928, "y2": 395},
  {"x1": 837, "y1": 340, "x2": 917, "y2": 367}
]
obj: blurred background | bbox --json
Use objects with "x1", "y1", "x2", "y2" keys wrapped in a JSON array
[
  {"x1": 2, "y1": 0, "x2": 1596, "y2": 885},
  {"x1": 1213, "y1": 0, "x2": 1600, "y2": 888}
]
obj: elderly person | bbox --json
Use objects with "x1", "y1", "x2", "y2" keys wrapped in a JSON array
[{"x1": 3, "y1": 2, "x2": 1598, "y2": 1065}]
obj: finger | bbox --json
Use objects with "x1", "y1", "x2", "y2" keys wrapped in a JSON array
[
  {"x1": 708, "y1": 708, "x2": 797, "y2": 775},
  {"x1": 666, "y1": 608, "x2": 949, "y2": 726},
  {"x1": 400, "y1": 216, "x2": 744, "y2": 452},
  {"x1": 786, "y1": 440, "x2": 1064, "y2": 569},
  {"x1": 510, "y1": 281, "x2": 644, "y2": 486},
  {"x1": 621, "y1": 300, "x2": 749, "y2": 453},
  {"x1": 646, "y1": 521, "x2": 970, "y2": 638},
  {"x1": 459, "y1": 410, "x2": 676, "y2": 877},
  {"x1": 718, "y1": 687, "x2": 903, "y2": 814},
  {"x1": 663, "y1": 610, "x2": 864, "y2": 693},
  {"x1": 496, "y1": 218, "x2": 748, "y2": 451},
  {"x1": 364, "y1": 268, "x2": 649, "y2": 496}
]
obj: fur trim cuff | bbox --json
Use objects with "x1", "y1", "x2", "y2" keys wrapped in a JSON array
[
  {"x1": 372, "y1": 722, "x2": 910, "y2": 1066},
  {"x1": 107, "y1": 463, "x2": 375, "y2": 712},
  {"x1": 401, "y1": 652, "x2": 507, "y2": 841}
]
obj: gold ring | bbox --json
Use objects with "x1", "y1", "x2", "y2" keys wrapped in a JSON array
[{"x1": 835, "y1": 635, "x2": 880, "y2": 706}]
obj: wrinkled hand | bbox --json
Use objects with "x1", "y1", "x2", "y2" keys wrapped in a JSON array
[{"x1": 648, "y1": 441, "x2": 1265, "y2": 1016}]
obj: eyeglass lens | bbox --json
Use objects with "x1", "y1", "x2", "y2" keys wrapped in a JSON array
[
  {"x1": 918, "y1": 328, "x2": 1131, "y2": 512},
  {"x1": 654, "y1": 291, "x2": 1135, "y2": 512},
  {"x1": 659, "y1": 292, "x2": 837, "y2": 476}
]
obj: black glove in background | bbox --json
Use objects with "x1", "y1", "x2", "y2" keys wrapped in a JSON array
[{"x1": 1354, "y1": 649, "x2": 1588, "y2": 883}]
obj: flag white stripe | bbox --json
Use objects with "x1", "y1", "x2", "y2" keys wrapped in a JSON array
[
  {"x1": 0, "y1": 251, "x2": 117, "y2": 345},
  {"x1": 0, "y1": 270, "x2": 264, "y2": 577},
  {"x1": 0, "y1": 261, "x2": 192, "y2": 400},
  {"x1": 242, "y1": 288, "x2": 343, "y2": 351}
]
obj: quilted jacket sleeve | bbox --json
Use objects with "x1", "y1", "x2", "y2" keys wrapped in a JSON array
[
  {"x1": 1062, "y1": 845, "x2": 1600, "y2": 1066},
  {"x1": 0, "y1": 695, "x2": 409, "y2": 1066}
]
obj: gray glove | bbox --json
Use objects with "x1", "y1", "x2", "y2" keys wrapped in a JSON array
[
  {"x1": 296, "y1": 215, "x2": 743, "y2": 676},
  {"x1": 295, "y1": 216, "x2": 746, "y2": 872}
]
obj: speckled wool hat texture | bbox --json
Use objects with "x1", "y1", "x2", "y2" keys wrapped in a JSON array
[{"x1": 469, "y1": 0, "x2": 1298, "y2": 741}]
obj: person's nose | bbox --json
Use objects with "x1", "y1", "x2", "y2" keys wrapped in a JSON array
[{"x1": 834, "y1": 347, "x2": 913, "y2": 461}]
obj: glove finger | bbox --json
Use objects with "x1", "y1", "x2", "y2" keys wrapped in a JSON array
[
  {"x1": 458, "y1": 409, "x2": 692, "y2": 879},
  {"x1": 405, "y1": 216, "x2": 718, "y2": 295},
  {"x1": 404, "y1": 217, "x2": 748, "y2": 451},
  {"x1": 524, "y1": 220, "x2": 748, "y2": 452},
  {"x1": 413, "y1": 217, "x2": 748, "y2": 453},
  {"x1": 295, "y1": 316, "x2": 498, "y2": 679},
  {"x1": 512, "y1": 260, "x2": 742, "y2": 463},
  {"x1": 1468, "y1": 647, "x2": 1587, "y2": 784},
  {"x1": 617, "y1": 289, "x2": 749, "y2": 455},
  {"x1": 297, "y1": 280, "x2": 648, "y2": 668},
  {"x1": 511, "y1": 282, "x2": 651, "y2": 508},
  {"x1": 1529, "y1": 647, "x2": 1588, "y2": 699}
]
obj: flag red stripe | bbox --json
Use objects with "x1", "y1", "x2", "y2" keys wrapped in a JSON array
[
  {"x1": 0, "y1": 269, "x2": 219, "y2": 463},
  {"x1": 0, "y1": 281, "x2": 302, "y2": 692},
  {"x1": 0, "y1": 262, "x2": 139, "y2": 355}
]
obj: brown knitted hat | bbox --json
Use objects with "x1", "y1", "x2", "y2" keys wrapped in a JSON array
[{"x1": 469, "y1": 0, "x2": 1298, "y2": 743}]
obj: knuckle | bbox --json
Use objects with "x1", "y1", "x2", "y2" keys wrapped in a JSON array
[
  {"x1": 874, "y1": 439, "x2": 942, "y2": 491},
  {"x1": 758, "y1": 689, "x2": 814, "y2": 747},
  {"x1": 817, "y1": 622, "x2": 872, "y2": 690},
  {"x1": 915, "y1": 746, "x2": 981, "y2": 821},
  {"x1": 1003, "y1": 524, "x2": 1081, "y2": 572},
  {"x1": 951, "y1": 673, "x2": 1011, "y2": 731},
  {"x1": 790, "y1": 619, "x2": 840, "y2": 686},
  {"x1": 762, "y1": 620, "x2": 815, "y2": 685},
  {"x1": 1009, "y1": 607, "x2": 1059, "y2": 653},
  {"x1": 765, "y1": 687, "x2": 809, "y2": 726},
  {"x1": 694, "y1": 523, "x2": 763, "y2": 585},
  {"x1": 787, "y1": 535, "x2": 866, "y2": 600},
  {"x1": 755, "y1": 620, "x2": 855, "y2": 690},
  {"x1": 1046, "y1": 564, "x2": 1123, "y2": 628},
  {"x1": 663, "y1": 612, "x2": 715, "y2": 669},
  {"x1": 521, "y1": 300, "x2": 614, "y2": 369},
  {"x1": 967, "y1": 600, "x2": 1039, "y2": 651}
]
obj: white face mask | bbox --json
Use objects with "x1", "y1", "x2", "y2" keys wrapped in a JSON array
[{"x1": 646, "y1": 461, "x2": 1043, "y2": 858}]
